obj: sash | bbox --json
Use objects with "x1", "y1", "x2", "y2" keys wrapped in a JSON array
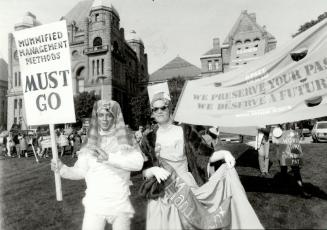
[{"x1": 161, "y1": 160, "x2": 231, "y2": 229}]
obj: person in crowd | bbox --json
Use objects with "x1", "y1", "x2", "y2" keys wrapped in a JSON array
[
  {"x1": 134, "y1": 125, "x2": 144, "y2": 144},
  {"x1": 6, "y1": 132, "x2": 14, "y2": 157},
  {"x1": 40, "y1": 131, "x2": 52, "y2": 158},
  {"x1": 257, "y1": 126, "x2": 271, "y2": 177},
  {"x1": 202, "y1": 126, "x2": 222, "y2": 150},
  {"x1": 71, "y1": 130, "x2": 82, "y2": 158},
  {"x1": 58, "y1": 130, "x2": 69, "y2": 157},
  {"x1": 68, "y1": 131, "x2": 75, "y2": 153},
  {"x1": 18, "y1": 133, "x2": 28, "y2": 158},
  {"x1": 13, "y1": 133, "x2": 20, "y2": 157},
  {"x1": 51, "y1": 100, "x2": 144, "y2": 230},
  {"x1": 274, "y1": 122, "x2": 311, "y2": 198},
  {"x1": 139, "y1": 92, "x2": 263, "y2": 230}
]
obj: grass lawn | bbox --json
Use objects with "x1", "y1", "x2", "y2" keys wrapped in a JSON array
[{"x1": 0, "y1": 143, "x2": 326, "y2": 230}]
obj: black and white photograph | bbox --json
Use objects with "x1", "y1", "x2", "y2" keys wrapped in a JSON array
[{"x1": 0, "y1": 0, "x2": 327, "y2": 229}]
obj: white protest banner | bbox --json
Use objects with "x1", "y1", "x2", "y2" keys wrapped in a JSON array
[
  {"x1": 13, "y1": 20, "x2": 75, "y2": 125},
  {"x1": 174, "y1": 19, "x2": 327, "y2": 127},
  {"x1": 14, "y1": 20, "x2": 76, "y2": 201}
]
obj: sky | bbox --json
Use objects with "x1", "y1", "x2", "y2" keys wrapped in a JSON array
[{"x1": 0, "y1": 0, "x2": 326, "y2": 74}]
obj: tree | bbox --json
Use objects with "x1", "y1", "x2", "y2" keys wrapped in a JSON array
[
  {"x1": 130, "y1": 94, "x2": 151, "y2": 129},
  {"x1": 168, "y1": 76, "x2": 186, "y2": 112},
  {"x1": 293, "y1": 12, "x2": 327, "y2": 37},
  {"x1": 73, "y1": 91, "x2": 100, "y2": 128}
]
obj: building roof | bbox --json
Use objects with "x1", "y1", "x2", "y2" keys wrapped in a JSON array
[
  {"x1": 0, "y1": 58, "x2": 8, "y2": 82},
  {"x1": 201, "y1": 47, "x2": 221, "y2": 58},
  {"x1": 64, "y1": 0, "x2": 93, "y2": 25},
  {"x1": 222, "y1": 10, "x2": 276, "y2": 46},
  {"x1": 150, "y1": 56, "x2": 201, "y2": 82},
  {"x1": 63, "y1": 0, "x2": 119, "y2": 26}
]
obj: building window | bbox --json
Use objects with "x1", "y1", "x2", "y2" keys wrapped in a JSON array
[
  {"x1": 253, "y1": 38, "x2": 260, "y2": 42},
  {"x1": 77, "y1": 79, "x2": 85, "y2": 93},
  {"x1": 14, "y1": 99, "x2": 17, "y2": 109},
  {"x1": 92, "y1": 60, "x2": 95, "y2": 76},
  {"x1": 97, "y1": 60, "x2": 100, "y2": 75},
  {"x1": 95, "y1": 13, "x2": 99, "y2": 22},
  {"x1": 244, "y1": 39, "x2": 251, "y2": 44},
  {"x1": 235, "y1": 40, "x2": 242, "y2": 45},
  {"x1": 208, "y1": 61, "x2": 212, "y2": 71},
  {"x1": 19, "y1": 99, "x2": 22, "y2": 109},
  {"x1": 14, "y1": 72, "x2": 17, "y2": 86},
  {"x1": 254, "y1": 44, "x2": 259, "y2": 48},
  {"x1": 18, "y1": 72, "x2": 21, "y2": 86},
  {"x1": 101, "y1": 59, "x2": 104, "y2": 75},
  {"x1": 93, "y1": 37, "x2": 102, "y2": 47},
  {"x1": 236, "y1": 56, "x2": 239, "y2": 59},
  {"x1": 214, "y1": 60, "x2": 219, "y2": 70}
]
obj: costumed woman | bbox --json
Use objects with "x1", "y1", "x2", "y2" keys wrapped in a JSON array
[
  {"x1": 139, "y1": 91, "x2": 264, "y2": 230},
  {"x1": 51, "y1": 100, "x2": 144, "y2": 230}
]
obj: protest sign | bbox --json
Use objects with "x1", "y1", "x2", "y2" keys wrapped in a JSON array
[
  {"x1": 14, "y1": 20, "x2": 76, "y2": 201},
  {"x1": 13, "y1": 20, "x2": 75, "y2": 126},
  {"x1": 174, "y1": 19, "x2": 327, "y2": 127}
]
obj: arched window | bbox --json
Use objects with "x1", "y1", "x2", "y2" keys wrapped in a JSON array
[
  {"x1": 93, "y1": 37, "x2": 102, "y2": 47},
  {"x1": 253, "y1": 38, "x2": 260, "y2": 42},
  {"x1": 235, "y1": 40, "x2": 242, "y2": 45},
  {"x1": 244, "y1": 39, "x2": 251, "y2": 44},
  {"x1": 76, "y1": 67, "x2": 86, "y2": 93}
]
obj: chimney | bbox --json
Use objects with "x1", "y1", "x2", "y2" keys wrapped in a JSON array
[
  {"x1": 213, "y1": 38, "x2": 220, "y2": 50},
  {"x1": 249, "y1": 13, "x2": 256, "y2": 22}
]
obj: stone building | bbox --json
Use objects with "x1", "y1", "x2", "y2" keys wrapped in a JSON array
[
  {"x1": 7, "y1": 0, "x2": 148, "y2": 129},
  {"x1": 0, "y1": 57, "x2": 8, "y2": 130},
  {"x1": 201, "y1": 10, "x2": 277, "y2": 76}
]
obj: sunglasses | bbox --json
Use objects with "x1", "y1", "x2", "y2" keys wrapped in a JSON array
[{"x1": 152, "y1": 106, "x2": 168, "y2": 112}]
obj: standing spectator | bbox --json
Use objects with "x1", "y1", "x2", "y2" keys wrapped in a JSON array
[
  {"x1": 257, "y1": 127, "x2": 271, "y2": 177},
  {"x1": 68, "y1": 132, "x2": 75, "y2": 154},
  {"x1": 6, "y1": 132, "x2": 14, "y2": 157},
  {"x1": 58, "y1": 130, "x2": 69, "y2": 157},
  {"x1": 71, "y1": 131, "x2": 82, "y2": 158},
  {"x1": 40, "y1": 131, "x2": 52, "y2": 158},
  {"x1": 13, "y1": 133, "x2": 20, "y2": 157},
  {"x1": 274, "y1": 123, "x2": 311, "y2": 198},
  {"x1": 18, "y1": 133, "x2": 28, "y2": 158}
]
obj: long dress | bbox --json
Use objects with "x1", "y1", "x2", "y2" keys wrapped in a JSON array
[{"x1": 146, "y1": 124, "x2": 263, "y2": 230}]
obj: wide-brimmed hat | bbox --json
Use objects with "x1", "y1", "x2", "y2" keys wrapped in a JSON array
[{"x1": 209, "y1": 127, "x2": 220, "y2": 136}]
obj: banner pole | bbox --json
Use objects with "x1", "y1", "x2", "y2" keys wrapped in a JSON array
[{"x1": 49, "y1": 124, "x2": 63, "y2": 201}]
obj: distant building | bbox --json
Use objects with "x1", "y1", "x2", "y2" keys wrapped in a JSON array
[
  {"x1": 150, "y1": 56, "x2": 201, "y2": 84},
  {"x1": 7, "y1": 0, "x2": 148, "y2": 129},
  {"x1": 200, "y1": 38, "x2": 223, "y2": 78},
  {"x1": 0, "y1": 58, "x2": 8, "y2": 130},
  {"x1": 201, "y1": 10, "x2": 277, "y2": 76}
]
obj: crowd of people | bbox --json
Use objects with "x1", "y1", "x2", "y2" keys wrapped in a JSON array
[{"x1": 0, "y1": 128, "x2": 86, "y2": 159}]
